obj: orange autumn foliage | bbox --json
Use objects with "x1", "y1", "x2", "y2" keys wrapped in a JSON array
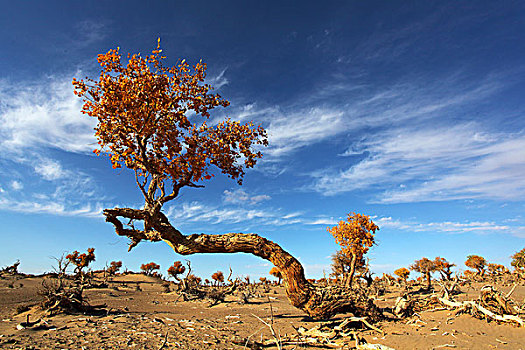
[
  {"x1": 73, "y1": 39, "x2": 267, "y2": 206},
  {"x1": 107, "y1": 260, "x2": 122, "y2": 276},
  {"x1": 211, "y1": 271, "x2": 224, "y2": 284},
  {"x1": 394, "y1": 267, "x2": 410, "y2": 281},
  {"x1": 269, "y1": 266, "x2": 282, "y2": 284},
  {"x1": 328, "y1": 212, "x2": 378, "y2": 287},
  {"x1": 465, "y1": 255, "x2": 487, "y2": 276},
  {"x1": 167, "y1": 261, "x2": 186, "y2": 281},
  {"x1": 140, "y1": 262, "x2": 160, "y2": 276},
  {"x1": 410, "y1": 257, "x2": 438, "y2": 290},
  {"x1": 434, "y1": 257, "x2": 455, "y2": 281},
  {"x1": 66, "y1": 248, "x2": 95, "y2": 275}
]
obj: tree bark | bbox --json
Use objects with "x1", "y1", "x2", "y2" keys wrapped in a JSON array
[
  {"x1": 345, "y1": 254, "x2": 357, "y2": 289},
  {"x1": 104, "y1": 207, "x2": 379, "y2": 320}
]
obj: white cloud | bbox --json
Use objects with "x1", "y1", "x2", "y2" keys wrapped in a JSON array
[
  {"x1": 230, "y1": 67, "x2": 504, "y2": 169},
  {"x1": 375, "y1": 216, "x2": 522, "y2": 236},
  {"x1": 74, "y1": 20, "x2": 107, "y2": 47},
  {"x1": 10, "y1": 180, "x2": 23, "y2": 191},
  {"x1": 222, "y1": 189, "x2": 270, "y2": 205},
  {"x1": 166, "y1": 201, "x2": 330, "y2": 228},
  {"x1": 0, "y1": 197, "x2": 102, "y2": 218},
  {"x1": 306, "y1": 218, "x2": 338, "y2": 226},
  {"x1": 208, "y1": 68, "x2": 229, "y2": 89},
  {"x1": 266, "y1": 107, "x2": 345, "y2": 158},
  {"x1": 34, "y1": 158, "x2": 65, "y2": 181},
  {"x1": 0, "y1": 76, "x2": 97, "y2": 155},
  {"x1": 312, "y1": 125, "x2": 525, "y2": 202},
  {"x1": 0, "y1": 76, "x2": 110, "y2": 218},
  {"x1": 168, "y1": 201, "x2": 283, "y2": 226}
]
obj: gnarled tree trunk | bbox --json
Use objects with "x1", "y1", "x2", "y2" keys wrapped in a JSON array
[{"x1": 104, "y1": 207, "x2": 380, "y2": 320}]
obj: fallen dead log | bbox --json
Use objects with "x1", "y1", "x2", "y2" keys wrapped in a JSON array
[{"x1": 438, "y1": 297, "x2": 524, "y2": 326}]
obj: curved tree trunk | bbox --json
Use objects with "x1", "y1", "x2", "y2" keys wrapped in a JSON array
[{"x1": 103, "y1": 207, "x2": 380, "y2": 320}]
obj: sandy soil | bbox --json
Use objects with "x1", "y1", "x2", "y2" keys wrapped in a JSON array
[{"x1": 0, "y1": 274, "x2": 524, "y2": 349}]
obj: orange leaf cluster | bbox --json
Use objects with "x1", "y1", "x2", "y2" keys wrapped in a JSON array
[
  {"x1": 167, "y1": 260, "x2": 186, "y2": 278},
  {"x1": 434, "y1": 257, "x2": 454, "y2": 271},
  {"x1": 410, "y1": 257, "x2": 437, "y2": 274},
  {"x1": 328, "y1": 212, "x2": 378, "y2": 261},
  {"x1": 211, "y1": 271, "x2": 224, "y2": 283},
  {"x1": 465, "y1": 255, "x2": 487, "y2": 273},
  {"x1": 269, "y1": 267, "x2": 282, "y2": 279},
  {"x1": 73, "y1": 39, "x2": 267, "y2": 204},
  {"x1": 66, "y1": 248, "x2": 96, "y2": 270},
  {"x1": 511, "y1": 247, "x2": 525, "y2": 270},
  {"x1": 487, "y1": 263, "x2": 508, "y2": 275},
  {"x1": 107, "y1": 260, "x2": 122, "y2": 275},
  {"x1": 394, "y1": 267, "x2": 410, "y2": 280},
  {"x1": 140, "y1": 262, "x2": 160, "y2": 276}
]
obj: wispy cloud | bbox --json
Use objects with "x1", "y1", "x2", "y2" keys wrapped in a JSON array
[
  {"x1": 0, "y1": 76, "x2": 97, "y2": 155},
  {"x1": 313, "y1": 125, "x2": 525, "y2": 202},
  {"x1": 10, "y1": 180, "x2": 23, "y2": 191},
  {"x1": 34, "y1": 158, "x2": 67, "y2": 181},
  {"x1": 165, "y1": 200, "x2": 337, "y2": 229},
  {"x1": 208, "y1": 67, "x2": 229, "y2": 89},
  {"x1": 74, "y1": 20, "x2": 108, "y2": 47},
  {"x1": 230, "y1": 67, "x2": 505, "y2": 166},
  {"x1": 376, "y1": 216, "x2": 524, "y2": 237},
  {"x1": 0, "y1": 75, "x2": 109, "y2": 218},
  {"x1": 166, "y1": 201, "x2": 302, "y2": 227},
  {"x1": 0, "y1": 196, "x2": 102, "y2": 218},
  {"x1": 222, "y1": 189, "x2": 270, "y2": 205},
  {"x1": 266, "y1": 107, "x2": 345, "y2": 158}
]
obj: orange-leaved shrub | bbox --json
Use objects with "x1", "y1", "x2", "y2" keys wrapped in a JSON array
[
  {"x1": 465, "y1": 255, "x2": 487, "y2": 276},
  {"x1": 394, "y1": 267, "x2": 410, "y2": 282},
  {"x1": 140, "y1": 262, "x2": 160, "y2": 276},
  {"x1": 107, "y1": 261, "x2": 122, "y2": 276},
  {"x1": 434, "y1": 257, "x2": 455, "y2": 281},
  {"x1": 66, "y1": 248, "x2": 95, "y2": 276},
  {"x1": 269, "y1": 267, "x2": 282, "y2": 285},
  {"x1": 511, "y1": 247, "x2": 525, "y2": 271},
  {"x1": 167, "y1": 261, "x2": 186, "y2": 281},
  {"x1": 211, "y1": 271, "x2": 224, "y2": 285},
  {"x1": 410, "y1": 257, "x2": 437, "y2": 290},
  {"x1": 328, "y1": 212, "x2": 378, "y2": 288}
]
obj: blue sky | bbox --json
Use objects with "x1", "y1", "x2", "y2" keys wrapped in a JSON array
[{"x1": 1, "y1": 1, "x2": 524, "y2": 281}]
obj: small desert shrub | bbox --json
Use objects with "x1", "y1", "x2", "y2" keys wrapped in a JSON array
[
  {"x1": 465, "y1": 255, "x2": 487, "y2": 276},
  {"x1": 410, "y1": 258, "x2": 438, "y2": 290},
  {"x1": 167, "y1": 261, "x2": 186, "y2": 281},
  {"x1": 511, "y1": 247, "x2": 525, "y2": 271},
  {"x1": 186, "y1": 274, "x2": 202, "y2": 287},
  {"x1": 211, "y1": 271, "x2": 224, "y2": 285},
  {"x1": 107, "y1": 261, "x2": 122, "y2": 276},
  {"x1": 38, "y1": 278, "x2": 90, "y2": 315},
  {"x1": 394, "y1": 267, "x2": 410, "y2": 281},
  {"x1": 66, "y1": 248, "x2": 96, "y2": 277},
  {"x1": 269, "y1": 267, "x2": 282, "y2": 285},
  {"x1": 140, "y1": 262, "x2": 160, "y2": 276},
  {"x1": 207, "y1": 288, "x2": 226, "y2": 305}
]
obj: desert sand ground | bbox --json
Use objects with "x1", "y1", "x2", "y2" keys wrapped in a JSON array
[{"x1": 0, "y1": 273, "x2": 524, "y2": 349}]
